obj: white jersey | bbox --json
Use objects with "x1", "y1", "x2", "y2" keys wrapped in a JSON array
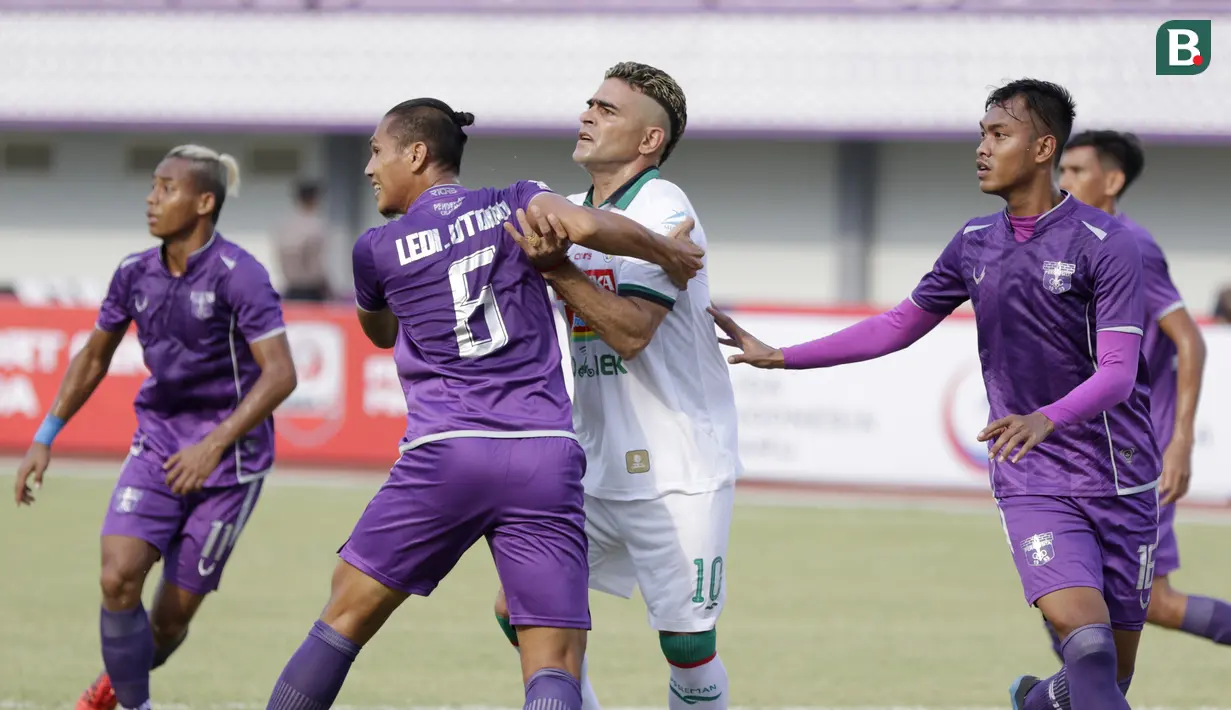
[{"x1": 558, "y1": 168, "x2": 741, "y2": 501}]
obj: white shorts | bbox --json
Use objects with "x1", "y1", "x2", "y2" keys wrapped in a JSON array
[{"x1": 584, "y1": 484, "x2": 734, "y2": 633}]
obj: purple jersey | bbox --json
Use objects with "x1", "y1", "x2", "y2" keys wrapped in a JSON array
[
  {"x1": 351, "y1": 181, "x2": 575, "y2": 454},
  {"x1": 96, "y1": 234, "x2": 286, "y2": 487},
  {"x1": 911, "y1": 195, "x2": 1160, "y2": 497},
  {"x1": 1119, "y1": 213, "x2": 1185, "y2": 452}
]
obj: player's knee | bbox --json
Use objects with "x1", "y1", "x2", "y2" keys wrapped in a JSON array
[
  {"x1": 1145, "y1": 579, "x2": 1186, "y2": 629},
  {"x1": 150, "y1": 615, "x2": 189, "y2": 647},
  {"x1": 98, "y1": 565, "x2": 143, "y2": 608},
  {"x1": 659, "y1": 629, "x2": 717, "y2": 667},
  {"x1": 319, "y1": 561, "x2": 404, "y2": 646},
  {"x1": 1061, "y1": 624, "x2": 1117, "y2": 668}
]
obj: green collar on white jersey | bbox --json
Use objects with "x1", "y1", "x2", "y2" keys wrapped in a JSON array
[{"x1": 583, "y1": 167, "x2": 659, "y2": 210}]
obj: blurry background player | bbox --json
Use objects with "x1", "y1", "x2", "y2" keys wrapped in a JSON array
[
  {"x1": 711, "y1": 80, "x2": 1159, "y2": 710},
  {"x1": 1058, "y1": 130, "x2": 1223, "y2": 645},
  {"x1": 13, "y1": 145, "x2": 298, "y2": 710},
  {"x1": 263, "y1": 99, "x2": 704, "y2": 710},
  {"x1": 496, "y1": 62, "x2": 740, "y2": 710}
]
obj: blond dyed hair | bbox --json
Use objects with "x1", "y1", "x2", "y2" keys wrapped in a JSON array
[
  {"x1": 164, "y1": 144, "x2": 241, "y2": 222},
  {"x1": 604, "y1": 62, "x2": 688, "y2": 165}
]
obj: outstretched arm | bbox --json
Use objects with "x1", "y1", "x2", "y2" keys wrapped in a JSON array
[
  {"x1": 709, "y1": 298, "x2": 945, "y2": 370},
  {"x1": 780, "y1": 299, "x2": 946, "y2": 369}
]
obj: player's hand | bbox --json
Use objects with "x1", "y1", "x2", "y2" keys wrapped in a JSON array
[
  {"x1": 163, "y1": 438, "x2": 225, "y2": 496},
  {"x1": 978, "y1": 412, "x2": 1055, "y2": 464},
  {"x1": 14, "y1": 443, "x2": 50, "y2": 506},
  {"x1": 707, "y1": 305, "x2": 785, "y2": 369},
  {"x1": 504, "y1": 206, "x2": 572, "y2": 272},
  {"x1": 1159, "y1": 435, "x2": 1194, "y2": 505},
  {"x1": 658, "y1": 217, "x2": 703, "y2": 290}
]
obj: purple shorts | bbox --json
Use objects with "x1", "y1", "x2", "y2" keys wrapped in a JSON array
[
  {"x1": 996, "y1": 490, "x2": 1159, "y2": 631},
  {"x1": 100, "y1": 454, "x2": 265, "y2": 596},
  {"x1": 1154, "y1": 501, "x2": 1179, "y2": 577},
  {"x1": 339, "y1": 436, "x2": 590, "y2": 630}
]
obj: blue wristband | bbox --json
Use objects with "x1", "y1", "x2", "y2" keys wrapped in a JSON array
[{"x1": 33, "y1": 414, "x2": 65, "y2": 446}]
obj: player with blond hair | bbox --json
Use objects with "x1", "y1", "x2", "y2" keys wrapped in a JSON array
[
  {"x1": 498, "y1": 62, "x2": 741, "y2": 710},
  {"x1": 15, "y1": 145, "x2": 299, "y2": 710}
]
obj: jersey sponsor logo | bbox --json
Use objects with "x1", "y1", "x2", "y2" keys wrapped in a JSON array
[
  {"x1": 972, "y1": 265, "x2": 987, "y2": 285},
  {"x1": 134, "y1": 295, "x2": 150, "y2": 313},
  {"x1": 572, "y1": 353, "x2": 627, "y2": 379},
  {"x1": 625, "y1": 449, "x2": 651, "y2": 474},
  {"x1": 564, "y1": 269, "x2": 615, "y2": 342},
  {"x1": 190, "y1": 290, "x2": 216, "y2": 320},
  {"x1": 432, "y1": 196, "x2": 466, "y2": 217},
  {"x1": 428, "y1": 186, "x2": 458, "y2": 196},
  {"x1": 1042, "y1": 260, "x2": 1076, "y2": 295},
  {"x1": 1020, "y1": 532, "x2": 1055, "y2": 567}
]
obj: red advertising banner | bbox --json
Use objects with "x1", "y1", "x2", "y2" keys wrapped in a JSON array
[{"x1": 0, "y1": 301, "x2": 408, "y2": 468}]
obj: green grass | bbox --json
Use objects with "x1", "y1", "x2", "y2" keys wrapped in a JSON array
[{"x1": 2, "y1": 470, "x2": 1229, "y2": 707}]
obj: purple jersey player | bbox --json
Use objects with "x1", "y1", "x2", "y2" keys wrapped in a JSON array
[
  {"x1": 14, "y1": 145, "x2": 298, "y2": 710},
  {"x1": 1058, "y1": 131, "x2": 1226, "y2": 648},
  {"x1": 712, "y1": 81, "x2": 1157, "y2": 710},
  {"x1": 264, "y1": 98, "x2": 703, "y2": 710}
]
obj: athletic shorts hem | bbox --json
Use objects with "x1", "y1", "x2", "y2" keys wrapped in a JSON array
[
  {"x1": 647, "y1": 616, "x2": 720, "y2": 633},
  {"x1": 338, "y1": 547, "x2": 436, "y2": 597},
  {"x1": 1153, "y1": 561, "x2": 1180, "y2": 578},
  {"x1": 1110, "y1": 619, "x2": 1147, "y2": 632},
  {"x1": 160, "y1": 570, "x2": 216, "y2": 597},
  {"x1": 100, "y1": 529, "x2": 169, "y2": 558},
  {"x1": 1024, "y1": 581, "x2": 1102, "y2": 607},
  {"x1": 506, "y1": 613, "x2": 591, "y2": 631}
]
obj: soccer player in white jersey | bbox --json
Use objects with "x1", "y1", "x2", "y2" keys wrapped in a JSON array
[{"x1": 494, "y1": 62, "x2": 741, "y2": 710}]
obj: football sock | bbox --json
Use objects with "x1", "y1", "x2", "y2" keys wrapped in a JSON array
[
  {"x1": 100, "y1": 605, "x2": 155, "y2": 710},
  {"x1": 661, "y1": 632, "x2": 726, "y2": 709},
  {"x1": 1180, "y1": 595, "x2": 1231, "y2": 644},
  {"x1": 1022, "y1": 624, "x2": 1126, "y2": 710},
  {"x1": 267, "y1": 620, "x2": 361, "y2": 710},
  {"x1": 525, "y1": 668, "x2": 581, "y2": 710}
]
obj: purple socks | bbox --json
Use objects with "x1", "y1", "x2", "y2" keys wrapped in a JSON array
[
  {"x1": 100, "y1": 605, "x2": 155, "y2": 710},
  {"x1": 1180, "y1": 595, "x2": 1231, "y2": 644},
  {"x1": 1023, "y1": 624, "x2": 1128, "y2": 710},
  {"x1": 525, "y1": 668, "x2": 581, "y2": 710},
  {"x1": 266, "y1": 620, "x2": 362, "y2": 710}
]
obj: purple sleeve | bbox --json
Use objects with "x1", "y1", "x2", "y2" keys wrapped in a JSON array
[
  {"x1": 1039, "y1": 330, "x2": 1141, "y2": 427},
  {"x1": 1091, "y1": 231, "x2": 1146, "y2": 334},
  {"x1": 1138, "y1": 235, "x2": 1185, "y2": 322},
  {"x1": 352, "y1": 228, "x2": 387, "y2": 312},
  {"x1": 508, "y1": 179, "x2": 554, "y2": 214},
  {"x1": 909, "y1": 231, "x2": 969, "y2": 316},
  {"x1": 781, "y1": 299, "x2": 946, "y2": 370},
  {"x1": 96, "y1": 260, "x2": 134, "y2": 332},
  {"x1": 223, "y1": 256, "x2": 286, "y2": 344}
]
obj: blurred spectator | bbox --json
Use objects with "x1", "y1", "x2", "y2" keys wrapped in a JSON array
[
  {"x1": 1214, "y1": 286, "x2": 1231, "y2": 324},
  {"x1": 272, "y1": 180, "x2": 334, "y2": 302}
]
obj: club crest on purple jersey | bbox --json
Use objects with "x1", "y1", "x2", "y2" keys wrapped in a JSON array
[
  {"x1": 1021, "y1": 532, "x2": 1056, "y2": 567},
  {"x1": 1042, "y1": 261, "x2": 1076, "y2": 295},
  {"x1": 113, "y1": 486, "x2": 143, "y2": 514},
  {"x1": 190, "y1": 290, "x2": 217, "y2": 319}
]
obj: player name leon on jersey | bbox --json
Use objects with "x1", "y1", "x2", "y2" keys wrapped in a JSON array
[{"x1": 395, "y1": 201, "x2": 514, "y2": 266}]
